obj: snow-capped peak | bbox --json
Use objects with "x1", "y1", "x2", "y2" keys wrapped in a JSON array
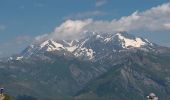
[
  {"x1": 13, "y1": 32, "x2": 155, "y2": 61},
  {"x1": 116, "y1": 33, "x2": 147, "y2": 48},
  {"x1": 40, "y1": 40, "x2": 65, "y2": 51}
]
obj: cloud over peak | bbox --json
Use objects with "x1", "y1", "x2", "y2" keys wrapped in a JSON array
[
  {"x1": 35, "y1": 19, "x2": 92, "y2": 42},
  {"x1": 52, "y1": 19, "x2": 92, "y2": 39},
  {"x1": 35, "y1": 2, "x2": 170, "y2": 42}
]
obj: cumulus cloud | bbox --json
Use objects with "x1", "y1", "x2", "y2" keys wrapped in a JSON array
[
  {"x1": 35, "y1": 19, "x2": 92, "y2": 41},
  {"x1": 35, "y1": 2, "x2": 170, "y2": 41},
  {"x1": 53, "y1": 19, "x2": 92, "y2": 35},
  {"x1": 51, "y1": 19, "x2": 92, "y2": 40},
  {"x1": 88, "y1": 3, "x2": 170, "y2": 32},
  {"x1": 95, "y1": 0, "x2": 107, "y2": 7}
]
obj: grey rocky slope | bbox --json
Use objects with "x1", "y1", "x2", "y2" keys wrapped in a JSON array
[{"x1": 0, "y1": 32, "x2": 170, "y2": 100}]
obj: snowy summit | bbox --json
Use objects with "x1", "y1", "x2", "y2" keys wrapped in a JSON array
[{"x1": 12, "y1": 32, "x2": 154, "y2": 61}]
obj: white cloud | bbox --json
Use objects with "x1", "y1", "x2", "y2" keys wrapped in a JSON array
[
  {"x1": 35, "y1": 19, "x2": 92, "y2": 41},
  {"x1": 95, "y1": 0, "x2": 107, "y2": 7},
  {"x1": 50, "y1": 19, "x2": 92, "y2": 40},
  {"x1": 87, "y1": 2, "x2": 170, "y2": 32},
  {"x1": 35, "y1": 2, "x2": 170, "y2": 41}
]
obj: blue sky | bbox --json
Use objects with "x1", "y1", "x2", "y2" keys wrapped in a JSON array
[{"x1": 0, "y1": 0, "x2": 170, "y2": 57}]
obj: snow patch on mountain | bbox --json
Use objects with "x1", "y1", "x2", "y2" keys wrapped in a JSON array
[
  {"x1": 67, "y1": 40, "x2": 74, "y2": 46},
  {"x1": 10, "y1": 32, "x2": 155, "y2": 61},
  {"x1": 80, "y1": 39, "x2": 89, "y2": 47},
  {"x1": 66, "y1": 46, "x2": 78, "y2": 52},
  {"x1": 74, "y1": 47, "x2": 95, "y2": 60},
  {"x1": 96, "y1": 35, "x2": 103, "y2": 39},
  {"x1": 144, "y1": 39, "x2": 153, "y2": 46},
  {"x1": 9, "y1": 57, "x2": 13, "y2": 60},
  {"x1": 116, "y1": 33, "x2": 146, "y2": 48},
  {"x1": 104, "y1": 37, "x2": 112, "y2": 43},
  {"x1": 40, "y1": 40, "x2": 65, "y2": 51},
  {"x1": 16, "y1": 56, "x2": 23, "y2": 60},
  {"x1": 86, "y1": 49, "x2": 95, "y2": 59}
]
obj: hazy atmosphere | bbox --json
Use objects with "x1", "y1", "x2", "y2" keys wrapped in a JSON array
[
  {"x1": 0, "y1": 0, "x2": 170, "y2": 57},
  {"x1": 1, "y1": 1, "x2": 170, "y2": 100}
]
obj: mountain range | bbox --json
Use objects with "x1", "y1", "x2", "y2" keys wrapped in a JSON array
[{"x1": 0, "y1": 32, "x2": 170, "y2": 100}]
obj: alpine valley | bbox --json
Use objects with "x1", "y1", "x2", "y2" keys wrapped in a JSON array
[{"x1": 1, "y1": 32, "x2": 170, "y2": 100}]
